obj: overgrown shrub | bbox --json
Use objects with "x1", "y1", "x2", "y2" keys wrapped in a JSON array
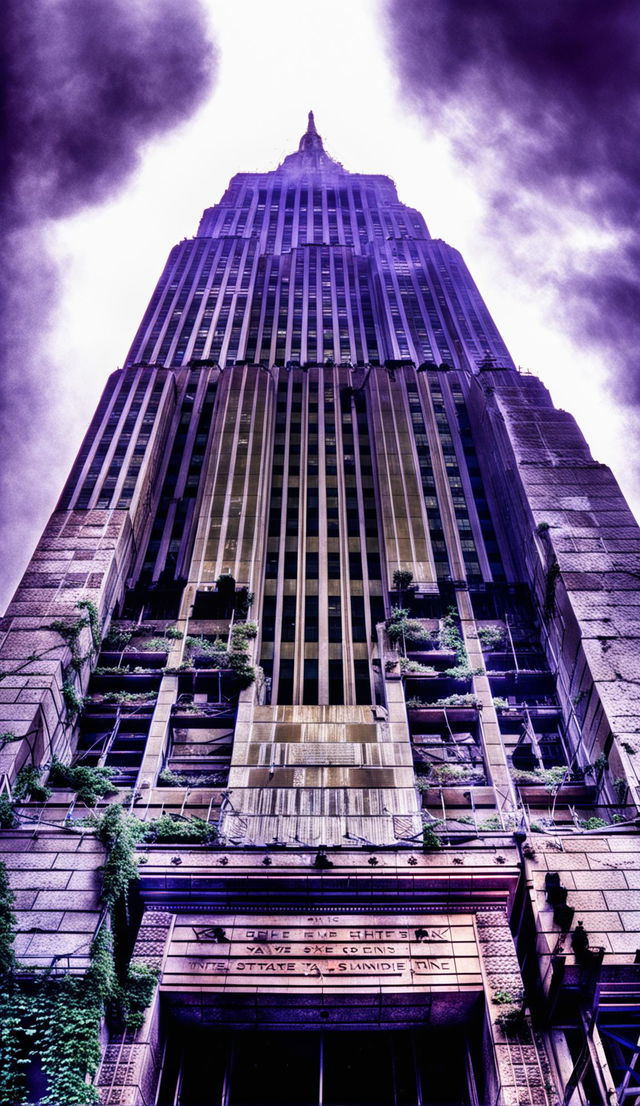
[
  {"x1": 141, "y1": 813, "x2": 217, "y2": 846},
  {"x1": 511, "y1": 766, "x2": 570, "y2": 790},
  {"x1": 477, "y1": 625, "x2": 506, "y2": 650},
  {"x1": 49, "y1": 759, "x2": 117, "y2": 806},
  {"x1": 12, "y1": 765, "x2": 51, "y2": 803},
  {"x1": 385, "y1": 608, "x2": 432, "y2": 646}
]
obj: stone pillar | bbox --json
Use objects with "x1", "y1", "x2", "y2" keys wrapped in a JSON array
[
  {"x1": 476, "y1": 909, "x2": 555, "y2": 1106},
  {"x1": 98, "y1": 910, "x2": 174, "y2": 1106}
]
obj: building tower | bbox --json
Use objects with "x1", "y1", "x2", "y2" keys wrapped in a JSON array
[{"x1": 1, "y1": 115, "x2": 639, "y2": 1106}]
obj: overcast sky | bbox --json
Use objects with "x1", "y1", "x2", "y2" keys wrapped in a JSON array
[{"x1": 2, "y1": 0, "x2": 638, "y2": 612}]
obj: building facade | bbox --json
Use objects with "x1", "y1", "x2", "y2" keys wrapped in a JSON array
[{"x1": 1, "y1": 115, "x2": 640, "y2": 1105}]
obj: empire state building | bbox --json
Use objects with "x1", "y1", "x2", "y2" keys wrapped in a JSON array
[{"x1": 1, "y1": 115, "x2": 639, "y2": 1106}]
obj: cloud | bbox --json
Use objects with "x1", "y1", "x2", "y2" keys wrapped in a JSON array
[
  {"x1": 0, "y1": 0, "x2": 216, "y2": 612},
  {"x1": 383, "y1": 0, "x2": 640, "y2": 398}
]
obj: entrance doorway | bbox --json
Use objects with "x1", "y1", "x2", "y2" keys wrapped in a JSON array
[{"x1": 158, "y1": 1027, "x2": 481, "y2": 1105}]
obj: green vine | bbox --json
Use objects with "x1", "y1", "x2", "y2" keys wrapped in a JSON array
[
  {"x1": 157, "y1": 768, "x2": 227, "y2": 788},
  {"x1": 12, "y1": 765, "x2": 51, "y2": 804},
  {"x1": 477, "y1": 625, "x2": 506, "y2": 650},
  {"x1": 406, "y1": 693, "x2": 479, "y2": 709},
  {"x1": 438, "y1": 607, "x2": 467, "y2": 663},
  {"x1": 398, "y1": 658, "x2": 436, "y2": 674},
  {"x1": 0, "y1": 896, "x2": 114, "y2": 1105},
  {"x1": 422, "y1": 822, "x2": 442, "y2": 850},
  {"x1": 0, "y1": 796, "x2": 17, "y2": 829},
  {"x1": 49, "y1": 759, "x2": 117, "y2": 806},
  {"x1": 76, "y1": 600, "x2": 102, "y2": 653},
  {"x1": 62, "y1": 675, "x2": 84, "y2": 721},
  {"x1": 0, "y1": 988, "x2": 30, "y2": 1105},
  {"x1": 95, "y1": 804, "x2": 143, "y2": 922},
  {"x1": 0, "y1": 810, "x2": 165, "y2": 1105},
  {"x1": 141, "y1": 812, "x2": 217, "y2": 845},
  {"x1": 0, "y1": 861, "x2": 16, "y2": 982},
  {"x1": 385, "y1": 608, "x2": 432, "y2": 647},
  {"x1": 91, "y1": 690, "x2": 157, "y2": 706},
  {"x1": 102, "y1": 627, "x2": 134, "y2": 651},
  {"x1": 31, "y1": 925, "x2": 115, "y2": 1104},
  {"x1": 49, "y1": 600, "x2": 102, "y2": 676},
  {"x1": 443, "y1": 664, "x2": 484, "y2": 679},
  {"x1": 511, "y1": 766, "x2": 571, "y2": 791},
  {"x1": 119, "y1": 963, "x2": 160, "y2": 1030}
]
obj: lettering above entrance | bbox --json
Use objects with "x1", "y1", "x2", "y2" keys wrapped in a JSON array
[{"x1": 164, "y1": 913, "x2": 482, "y2": 993}]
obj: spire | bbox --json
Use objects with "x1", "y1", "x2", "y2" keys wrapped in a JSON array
[
  {"x1": 298, "y1": 110, "x2": 325, "y2": 156},
  {"x1": 278, "y1": 113, "x2": 343, "y2": 174}
]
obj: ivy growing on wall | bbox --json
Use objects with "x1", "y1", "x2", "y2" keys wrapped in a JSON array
[
  {"x1": 30, "y1": 925, "x2": 115, "y2": 1105},
  {"x1": 49, "y1": 599, "x2": 101, "y2": 674},
  {"x1": 0, "y1": 861, "x2": 16, "y2": 981},
  {"x1": 0, "y1": 803, "x2": 166, "y2": 1105}
]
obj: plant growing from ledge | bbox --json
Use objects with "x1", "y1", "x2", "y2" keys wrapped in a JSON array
[
  {"x1": 492, "y1": 988, "x2": 523, "y2": 1006},
  {"x1": 141, "y1": 812, "x2": 217, "y2": 845},
  {"x1": 444, "y1": 663, "x2": 485, "y2": 679},
  {"x1": 477, "y1": 625, "x2": 506, "y2": 650},
  {"x1": 143, "y1": 637, "x2": 175, "y2": 652},
  {"x1": 579, "y1": 816, "x2": 608, "y2": 830},
  {"x1": 230, "y1": 620, "x2": 259, "y2": 644},
  {"x1": 49, "y1": 758, "x2": 117, "y2": 806},
  {"x1": 398, "y1": 658, "x2": 436, "y2": 674},
  {"x1": 431, "y1": 693, "x2": 479, "y2": 708},
  {"x1": 492, "y1": 697, "x2": 509, "y2": 709},
  {"x1": 157, "y1": 768, "x2": 228, "y2": 788},
  {"x1": 102, "y1": 626, "x2": 135, "y2": 650},
  {"x1": 94, "y1": 690, "x2": 157, "y2": 706},
  {"x1": 438, "y1": 607, "x2": 467, "y2": 663},
  {"x1": 0, "y1": 795, "x2": 17, "y2": 829},
  {"x1": 186, "y1": 635, "x2": 229, "y2": 660},
  {"x1": 385, "y1": 607, "x2": 433, "y2": 651},
  {"x1": 12, "y1": 764, "x2": 51, "y2": 803},
  {"x1": 495, "y1": 1006, "x2": 526, "y2": 1031},
  {"x1": 429, "y1": 763, "x2": 485, "y2": 785},
  {"x1": 422, "y1": 821, "x2": 442, "y2": 850},
  {"x1": 479, "y1": 815, "x2": 502, "y2": 831},
  {"x1": 511, "y1": 766, "x2": 571, "y2": 791},
  {"x1": 588, "y1": 753, "x2": 609, "y2": 775},
  {"x1": 406, "y1": 695, "x2": 479, "y2": 709}
]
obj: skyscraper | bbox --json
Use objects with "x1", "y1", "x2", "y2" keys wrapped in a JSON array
[{"x1": 1, "y1": 114, "x2": 639, "y2": 1106}]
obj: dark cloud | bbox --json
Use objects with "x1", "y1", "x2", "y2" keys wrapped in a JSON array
[
  {"x1": 383, "y1": 1, "x2": 640, "y2": 399},
  {"x1": 0, "y1": 0, "x2": 216, "y2": 612}
]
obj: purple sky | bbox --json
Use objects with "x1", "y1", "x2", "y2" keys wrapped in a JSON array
[
  {"x1": 0, "y1": 0, "x2": 216, "y2": 611},
  {"x1": 385, "y1": 0, "x2": 640, "y2": 406},
  {"x1": 1, "y1": 1, "x2": 639, "y2": 612}
]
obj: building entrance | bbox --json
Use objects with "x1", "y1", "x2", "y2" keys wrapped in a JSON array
[{"x1": 158, "y1": 1026, "x2": 480, "y2": 1106}]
